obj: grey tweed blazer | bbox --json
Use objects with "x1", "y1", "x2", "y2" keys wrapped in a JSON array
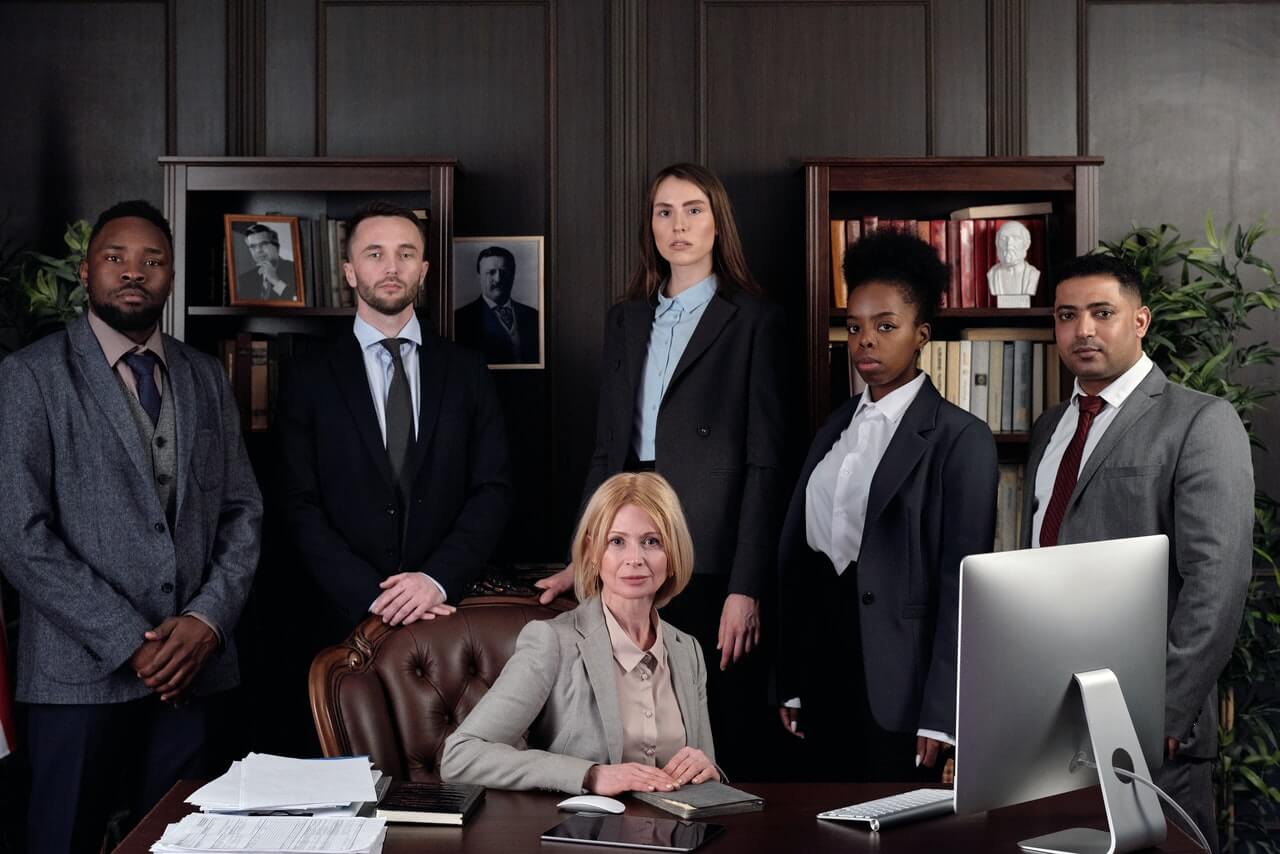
[
  {"x1": 441, "y1": 596, "x2": 714, "y2": 793},
  {"x1": 0, "y1": 314, "x2": 262, "y2": 704}
]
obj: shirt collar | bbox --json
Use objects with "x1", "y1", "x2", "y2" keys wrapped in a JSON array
[
  {"x1": 1071, "y1": 352, "x2": 1153, "y2": 411},
  {"x1": 481, "y1": 294, "x2": 511, "y2": 312},
  {"x1": 602, "y1": 601, "x2": 665, "y2": 674},
  {"x1": 353, "y1": 311, "x2": 422, "y2": 352},
  {"x1": 854, "y1": 370, "x2": 927, "y2": 424},
  {"x1": 87, "y1": 309, "x2": 167, "y2": 368},
  {"x1": 656, "y1": 274, "x2": 717, "y2": 318}
]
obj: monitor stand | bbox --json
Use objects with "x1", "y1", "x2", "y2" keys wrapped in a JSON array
[{"x1": 1019, "y1": 669, "x2": 1167, "y2": 854}]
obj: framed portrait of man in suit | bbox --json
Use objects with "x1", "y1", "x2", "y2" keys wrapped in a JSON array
[
  {"x1": 225, "y1": 214, "x2": 306, "y2": 307},
  {"x1": 451, "y1": 236, "x2": 545, "y2": 369}
]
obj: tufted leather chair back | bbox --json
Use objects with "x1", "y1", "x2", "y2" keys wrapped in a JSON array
[{"x1": 309, "y1": 594, "x2": 572, "y2": 780}]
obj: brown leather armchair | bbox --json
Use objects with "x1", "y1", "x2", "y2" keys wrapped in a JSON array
[{"x1": 309, "y1": 594, "x2": 572, "y2": 781}]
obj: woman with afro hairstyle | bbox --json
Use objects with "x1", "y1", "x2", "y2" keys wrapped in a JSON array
[{"x1": 776, "y1": 227, "x2": 997, "y2": 782}]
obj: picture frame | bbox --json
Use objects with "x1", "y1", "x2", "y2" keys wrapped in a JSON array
[
  {"x1": 451, "y1": 236, "x2": 545, "y2": 369},
  {"x1": 224, "y1": 214, "x2": 306, "y2": 306}
]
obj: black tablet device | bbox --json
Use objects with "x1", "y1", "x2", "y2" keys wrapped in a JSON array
[{"x1": 540, "y1": 814, "x2": 726, "y2": 852}]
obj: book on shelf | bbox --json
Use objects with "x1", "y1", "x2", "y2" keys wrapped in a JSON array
[
  {"x1": 960, "y1": 327, "x2": 1053, "y2": 342},
  {"x1": 631, "y1": 781, "x2": 764, "y2": 820},
  {"x1": 926, "y1": 331, "x2": 1061, "y2": 434},
  {"x1": 217, "y1": 332, "x2": 325, "y2": 431},
  {"x1": 993, "y1": 463, "x2": 1025, "y2": 552},
  {"x1": 373, "y1": 780, "x2": 485, "y2": 825},
  {"x1": 950, "y1": 201, "x2": 1053, "y2": 220},
  {"x1": 830, "y1": 220, "x2": 847, "y2": 309}
]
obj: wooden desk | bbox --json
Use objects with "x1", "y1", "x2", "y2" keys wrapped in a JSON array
[{"x1": 115, "y1": 780, "x2": 1197, "y2": 853}]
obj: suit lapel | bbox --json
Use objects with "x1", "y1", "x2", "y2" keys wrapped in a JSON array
[
  {"x1": 402, "y1": 332, "x2": 445, "y2": 492},
  {"x1": 1022, "y1": 403, "x2": 1068, "y2": 547},
  {"x1": 1070, "y1": 366, "x2": 1166, "y2": 502},
  {"x1": 661, "y1": 622, "x2": 700, "y2": 744},
  {"x1": 330, "y1": 334, "x2": 395, "y2": 487},
  {"x1": 781, "y1": 395, "x2": 860, "y2": 562},
  {"x1": 663, "y1": 293, "x2": 735, "y2": 401},
  {"x1": 863, "y1": 379, "x2": 938, "y2": 531},
  {"x1": 622, "y1": 300, "x2": 654, "y2": 398},
  {"x1": 576, "y1": 600, "x2": 624, "y2": 764},
  {"x1": 165, "y1": 339, "x2": 198, "y2": 520},
  {"x1": 68, "y1": 316, "x2": 149, "y2": 479}
]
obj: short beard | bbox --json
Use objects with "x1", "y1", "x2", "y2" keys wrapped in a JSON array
[
  {"x1": 357, "y1": 278, "x2": 420, "y2": 315},
  {"x1": 90, "y1": 296, "x2": 164, "y2": 334}
]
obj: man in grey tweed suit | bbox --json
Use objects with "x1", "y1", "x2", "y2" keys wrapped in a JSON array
[
  {"x1": 0, "y1": 201, "x2": 261, "y2": 854},
  {"x1": 1022, "y1": 254, "x2": 1252, "y2": 853}
]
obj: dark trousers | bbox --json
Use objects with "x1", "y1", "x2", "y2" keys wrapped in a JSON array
[
  {"x1": 1155, "y1": 754, "x2": 1218, "y2": 854},
  {"x1": 26, "y1": 695, "x2": 210, "y2": 854},
  {"x1": 791, "y1": 550, "x2": 940, "y2": 784},
  {"x1": 658, "y1": 574, "x2": 787, "y2": 782}
]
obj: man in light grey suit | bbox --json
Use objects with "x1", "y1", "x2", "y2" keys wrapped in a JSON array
[
  {"x1": 1022, "y1": 253, "x2": 1252, "y2": 852},
  {"x1": 0, "y1": 200, "x2": 262, "y2": 854}
]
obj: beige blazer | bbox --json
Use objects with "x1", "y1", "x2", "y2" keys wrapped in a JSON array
[{"x1": 440, "y1": 597, "x2": 715, "y2": 793}]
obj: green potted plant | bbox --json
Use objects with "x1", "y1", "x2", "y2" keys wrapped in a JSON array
[
  {"x1": 1097, "y1": 216, "x2": 1280, "y2": 853},
  {"x1": 0, "y1": 219, "x2": 91, "y2": 359}
]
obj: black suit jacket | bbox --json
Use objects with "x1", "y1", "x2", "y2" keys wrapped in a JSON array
[
  {"x1": 455, "y1": 297, "x2": 540, "y2": 364},
  {"x1": 776, "y1": 377, "x2": 997, "y2": 734},
  {"x1": 236, "y1": 259, "x2": 298, "y2": 302},
  {"x1": 580, "y1": 290, "x2": 786, "y2": 601},
  {"x1": 275, "y1": 327, "x2": 513, "y2": 641}
]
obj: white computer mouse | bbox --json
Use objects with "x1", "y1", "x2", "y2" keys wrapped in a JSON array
[{"x1": 557, "y1": 795, "x2": 626, "y2": 815}]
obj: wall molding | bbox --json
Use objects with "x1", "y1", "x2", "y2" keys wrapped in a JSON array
[
  {"x1": 987, "y1": 0, "x2": 1027, "y2": 155},
  {"x1": 608, "y1": 0, "x2": 647, "y2": 301},
  {"x1": 226, "y1": 0, "x2": 266, "y2": 155}
]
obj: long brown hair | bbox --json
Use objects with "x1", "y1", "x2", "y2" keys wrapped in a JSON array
[{"x1": 624, "y1": 163, "x2": 762, "y2": 301}]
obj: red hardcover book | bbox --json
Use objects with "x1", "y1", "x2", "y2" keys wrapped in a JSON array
[
  {"x1": 958, "y1": 220, "x2": 975, "y2": 308},
  {"x1": 946, "y1": 221, "x2": 961, "y2": 309},
  {"x1": 929, "y1": 220, "x2": 948, "y2": 308},
  {"x1": 974, "y1": 219, "x2": 991, "y2": 308}
]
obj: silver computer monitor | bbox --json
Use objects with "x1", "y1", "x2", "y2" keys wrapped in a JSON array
[{"x1": 954, "y1": 534, "x2": 1169, "y2": 854}]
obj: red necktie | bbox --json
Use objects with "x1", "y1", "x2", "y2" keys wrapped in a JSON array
[{"x1": 1039, "y1": 395, "x2": 1105, "y2": 548}]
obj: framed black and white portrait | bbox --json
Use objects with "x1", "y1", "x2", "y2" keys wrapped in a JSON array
[
  {"x1": 224, "y1": 215, "x2": 306, "y2": 306},
  {"x1": 451, "y1": 236, "x2": 545, "y2": 369}
]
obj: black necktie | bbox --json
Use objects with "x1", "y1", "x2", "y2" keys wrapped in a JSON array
[
  {"x1": 123, "y1": 350, "x2": 161, "y2": 426},
  {"x1": 379, "y1": 338, "x2": 413, "y2": 493},
  {"x1": 495, "y1": 303, "x2": 515, "y2": 332}
]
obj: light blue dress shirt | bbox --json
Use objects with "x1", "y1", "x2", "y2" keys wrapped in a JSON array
[
  {"x1": 632, "y1": 274, "x2": 717, "y2": 462},
  {"x1": 353, "y1": 312, "x2": 422, "y2": 443}
]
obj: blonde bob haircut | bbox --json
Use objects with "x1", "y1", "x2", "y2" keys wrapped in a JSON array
[{"x1": 571, "y1": 472, "x2": 695, "y2": 608}]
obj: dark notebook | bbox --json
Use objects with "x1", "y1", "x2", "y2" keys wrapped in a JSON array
[
  {"x1": 632, "y1": 782, "x2": 764, "y2": 819},
  {"x1": 374, "y1": 780, "x2": 485, "y2": 825}
]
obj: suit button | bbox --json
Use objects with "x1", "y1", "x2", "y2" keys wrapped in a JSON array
[
  {"x1": 155, "y1": 436, "x2": 166, "y2": 448},
  {"x1": 861, "y1": 591, "x2": 875, "y2": 605},
  {"x1": 386, "y1": 505, "x2": 397, "y2": 516},
  {"x1": 415, "y1": 497, "x2": 423, "y2": 504},
  {"x1": 153, "y1": 522, "x2": 165, "y2": 533},
  {"x1": 696, "y1": 426, "x2": 710, "y2": 437},
  {"x1": 161, "y1": 582, "x2": 174, "y2": 594},
  {"x1": 385, "y1": 548, "x2": 396, "y2": 557},
  {"x1": 156, "y1": 473, "x2": 171, "y2": 485},
  {"x1": 614, "y1": 359, "x2": 622, "y2": 372}
]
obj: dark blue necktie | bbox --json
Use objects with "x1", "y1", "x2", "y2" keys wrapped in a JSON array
[
  {"x1": 495, "y1": 303, "x2": 515, "y2": 332},
  {"x1": 123, "y1": 350, "x2": 161, "y2": 426}
]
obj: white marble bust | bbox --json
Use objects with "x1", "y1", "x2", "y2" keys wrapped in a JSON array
[{"x1": 986, "y1": 220, "x2": 1040, "y2": 308}]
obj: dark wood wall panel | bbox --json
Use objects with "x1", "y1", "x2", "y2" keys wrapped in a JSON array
[
  {"x1": 698, "y1": 1, "x2": 929, "y2": 302},
  {"x1": 265, "y1": 0, "x2": 318, "y2": 156},
  {"x1": 175, "y1": 0, "x2": 228, "y2": 156},
  {"x1": 322, "y1": 2, "x2": 549, "y2": 237},
  {"x1": 1087, "y1": 0, "x2": 1280, "y2": 495},
  {"x1": 1025, "y1": 0, "x2": 1076, "y2": 155},
  {"x1": 932, "y1": 0, "x2": 987, "y2": 156},
  {"x1": 0, "y1": 1, "x2": 168, "y2": 249}
]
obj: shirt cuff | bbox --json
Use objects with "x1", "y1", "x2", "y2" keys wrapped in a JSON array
[
  {"x1": 916, "y1": 728, "x2": 954, "y2": 746},
  {"x1": 183, "y1": 611, "x2": 224, "y2": 648},
  {"x1": 783, "y1": 697, "x2": 801, "y2": 709}
]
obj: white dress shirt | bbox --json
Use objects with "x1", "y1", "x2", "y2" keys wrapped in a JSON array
[
  {"x1": 352, "y1": 313, "x2": 446, "y2": 602},
  {"x1": 1030, "y1": 353, "x2": 1154, "y2": 547},
  {"x1": 804, "y1": 371, "x2": 928, "y2": 571},
  {"x1": 792, "y1": 372, "x2": 951, "y2": 746}
]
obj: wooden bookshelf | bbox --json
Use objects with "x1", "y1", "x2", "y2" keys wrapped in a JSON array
[{"x1": 805, "y1": 156, "x2": 1103, "y2": 433}]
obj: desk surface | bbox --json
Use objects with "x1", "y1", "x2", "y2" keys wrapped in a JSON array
[{"x1": 115, "y1": 780, "x2": 1197, "y2": 854}]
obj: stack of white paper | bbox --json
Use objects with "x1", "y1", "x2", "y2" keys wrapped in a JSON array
[
  {"x1": 151, "y1": 814, "x2": 386, "y2": 854},
  {"x1": 187, "y1": 754, "x2": 381, "y2": 817}
]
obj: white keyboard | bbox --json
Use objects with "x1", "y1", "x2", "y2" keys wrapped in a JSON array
[{"x1": 817, "y1": 787, "x2": 954, "y2": 831}]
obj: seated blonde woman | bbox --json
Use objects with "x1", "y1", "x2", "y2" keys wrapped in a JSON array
[{"x1": 441, "y1": 472, "x2": 718, "y2": 795}]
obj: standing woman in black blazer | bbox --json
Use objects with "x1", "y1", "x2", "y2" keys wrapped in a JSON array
[
  {"x1": 537, "y1": 163, "x2": 786, "y2": 778},
  {"x1": 776, "y1": 229, "x2": 997, "y2": 782}
]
